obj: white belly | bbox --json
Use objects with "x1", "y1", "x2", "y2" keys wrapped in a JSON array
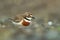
[
  {"x1": 11, "y1": 19, "x2": 31, "y2": 26},
  {"x1": 11, "y1": 20, "x2": 23, "y2": 25}
]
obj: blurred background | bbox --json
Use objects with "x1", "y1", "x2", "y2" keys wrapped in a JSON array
[{"x1": 0, "y1": 0, "x2": 60, "y2": 40}]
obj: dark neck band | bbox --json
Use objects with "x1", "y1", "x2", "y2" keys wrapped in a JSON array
[{"x1": 24, "y1": 17, "x2": 31, "y2": 21}]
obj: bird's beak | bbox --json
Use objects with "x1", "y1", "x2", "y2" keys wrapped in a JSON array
[{"x1": 32, "y1": 17, "x2": 35, "y2": 19}]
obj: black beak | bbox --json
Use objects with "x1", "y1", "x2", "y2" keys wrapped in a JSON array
[{"x1": 32, "y1": 17, "x2": 35, "y2": 19}]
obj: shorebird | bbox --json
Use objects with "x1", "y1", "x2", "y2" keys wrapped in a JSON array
[{"x1": 9, "y1": 12, "x2": 35, "y2": 27}]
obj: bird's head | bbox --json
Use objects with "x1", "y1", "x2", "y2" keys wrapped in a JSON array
[{"x1": 24, "y1": 12, "x2": 35, "y2": 21}]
